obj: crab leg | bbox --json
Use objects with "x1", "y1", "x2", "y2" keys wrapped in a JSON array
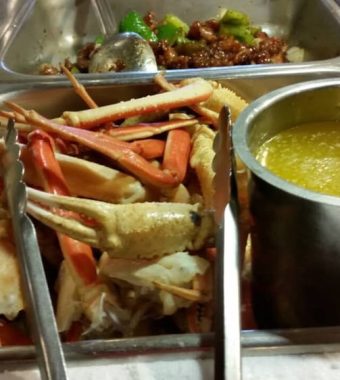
[
  {"x1": 153, "y1": 266, "x2": 212, "y2": 303},
  {"x1": 27, "y1": 130, "x2": 98, "y2": 287},
  {"x1": 154, "y1": 74, "x2": 219, "y2": 128},
  {"x1": 58, "y1": 67, "x2": 203, "y2": 135},
  {"x1": 26, "y1": 188, "x2": 215, "y2": 259},
  {"x1": 129, "y1": 139, "x2": 165, "y2": 160},
  {"x1": 190, "y1": 124, "x2": 216, "y2": 209},
  {"x1": 0, "y1": 111, "x2": 29, "y2": 127},
  {"x1": 61, "y1": 64, "x2": 98, "y2": 109},
  {"x1": 27, "y1": 131, "x2": 134, "y2": 333},
  {"x1": 6, "y1": 104, "x2": 190, "y2": 188},
  {"x1": 19, "y1": 145, "x2": 148, "y2": 203},
  {"x1": 152, "y1": 281, "x2": 210, "y2": 302},
  {"x1": 0, "y1": 318, "x2": 31, "y2": 346},
  {"x1": 0, "y1": 110, "x2": 65, "y2": 133},
  {"x1": 163, "y1": 129, "x2": 191, "y2": 183},
  {"x1": 61, "y1": 78, "x2": 213, "y2": 129},
  {"x1": 105, "y1": 118, "x2": 198, "y2": 141}
]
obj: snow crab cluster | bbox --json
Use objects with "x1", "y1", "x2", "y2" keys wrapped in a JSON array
[{"x1": 0, "y1": 68, "x2": 248, "y2": 342}]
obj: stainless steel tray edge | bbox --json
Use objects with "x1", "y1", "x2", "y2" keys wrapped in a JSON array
[
  {"x1": 1, "y1": 69, "x2": 340, "y2": 365},
  {"x1": 1, "y1": 327, "x2": 340, "y2": 364},
  {"x1": 0, "y1": 0, "x2": 340, "y2": 83},
  {"x1": 0, "y1": 62, "x2": 339, "y2": 90},
  {"x1": 0, "y1": 61, "x2": 338, "y2": 85}
]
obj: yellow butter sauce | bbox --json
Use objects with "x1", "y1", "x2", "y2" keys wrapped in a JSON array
[{"x1": 256, "y1": 121, "x2": 340, "y2": 196}]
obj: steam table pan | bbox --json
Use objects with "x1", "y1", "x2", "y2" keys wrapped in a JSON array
[
  {"x1": 1, "y1": 68, "x2": 340, "y2": 367},
  {"x1": 0, "y1": 0, "x2": 339, "y2": 83}
]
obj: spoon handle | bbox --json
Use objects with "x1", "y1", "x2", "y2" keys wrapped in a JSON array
[{"x1": 92, "y1": 0, "x2": 117, "y2": 36}]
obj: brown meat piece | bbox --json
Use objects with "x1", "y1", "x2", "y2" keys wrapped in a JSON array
[
  {"x1": 188, "y1": 20, "x2": 219, "y2": 42},
  {"x1": 152, "y1": 31, "x2": 287, "y2": 69},
  {"x1": 76, "y1": 42, "x2": 96, "y2": 72},
  {"x1": 38, "y1": 63, "x2": 60, "y2": 75},
  {"x1": 144, "y1": 11, "x2": 158, "y2": 30}
]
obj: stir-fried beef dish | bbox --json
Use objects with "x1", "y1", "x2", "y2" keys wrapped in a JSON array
[{"x1": 39, "y1": 9, "x2": 291, "y2": 75}]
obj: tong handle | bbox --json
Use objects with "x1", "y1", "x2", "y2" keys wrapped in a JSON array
[
  {"x1": 15, "y1": 216, "x2": 69, "y2": 380},
  {"x1": 3, "y1": 120, "x2": 68, "y2": 380},
  {"x1": 215, "y1": 203, "x2": 241, "y2": 380},
  {"x1": 213, "y1": 107, "x2": 242, "y2": 380}
]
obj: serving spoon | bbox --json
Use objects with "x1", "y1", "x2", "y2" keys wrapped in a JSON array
[
  {"x1": 89, "y1": 32, "x2": 157, "y2": 73},
  {"x1": 89, "y1": 0, "x2": 157, "y2": 73}
]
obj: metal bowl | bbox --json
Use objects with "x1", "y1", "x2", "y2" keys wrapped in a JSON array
[{"x1": 233, "y1": 78, "x2": 340, "y2": 329}]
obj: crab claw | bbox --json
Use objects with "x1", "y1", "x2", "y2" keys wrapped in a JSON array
[
  {"x1": 27, "y1": 129, "x2": 98, "y2": 287},
  {"x1": 26, "y1": 187, "x2": 215, "y2": 259},
  {"x1": 27, "y1": 129, "x2": 136, "y2": 334}
]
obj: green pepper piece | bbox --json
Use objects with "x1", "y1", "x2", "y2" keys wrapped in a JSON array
[
  {"x1": 220, "y1": 9, "x2": 250, "y2": 26},
  {"x1": 219, "y1": 24, "x2": 255, "y2": 45},
  {"x1": 157, "y1": 23, "x2": 180, "y2": 45},
  {"x1": 119, "y1": 11, "x2": 158, "y2": 42},
  {"x1": 176, "y1": 40, "x2": 207, "y2": 54},
  {"x1": 71, "y1": 66, "x2": 80, "y2": 74},
  {"x1": 94, "y1": 34, "x2": 105, "y2": 46},
  {"x1": 250, "y1": 25, "x2": 261, "y2": 36},
  {"x1": 156, "y1": 14, "x2": 189, "y2": 46},
  {"x1": 162, "y1": 14, "x2": 189, "y2": 34}
]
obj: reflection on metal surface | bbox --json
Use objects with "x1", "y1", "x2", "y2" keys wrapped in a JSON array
[
  {"x1": 214, "y1": 107, "x2": 241, "y2": 380},
  {"x1": 89, "y1": 32, "x2": 157, "y2": 73},
  {"x1": 91, "y1": 0, "x2": 117, "y2": 36}
]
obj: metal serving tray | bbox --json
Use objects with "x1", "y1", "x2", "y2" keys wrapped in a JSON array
[
  {"x1": 1, "y1": 67, "x2": 340, "y2": 365},
  {"x1": 0, "y1": 0, "x2": 339, "y2": 82}
]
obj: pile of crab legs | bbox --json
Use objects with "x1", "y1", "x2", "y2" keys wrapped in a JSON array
[{"x1": 0, "y1": 67, "x2": 249, "y2": 340}]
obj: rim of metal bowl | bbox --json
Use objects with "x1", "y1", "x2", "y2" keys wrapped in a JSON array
[{"x1": 232, "y1": 77, "x2": 340, "y2": 207}]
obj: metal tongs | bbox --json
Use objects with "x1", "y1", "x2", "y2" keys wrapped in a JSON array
[
  {"x1": 213, "y1": 107, "x2": 242, "y2": 379},
  {"x1": 2, "y1": 119, "x2": 68, "y2": 380}
]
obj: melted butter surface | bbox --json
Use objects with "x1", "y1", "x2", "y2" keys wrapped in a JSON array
[{"x1": 256, "y1": 121, "x2": 340, "y2": 196}]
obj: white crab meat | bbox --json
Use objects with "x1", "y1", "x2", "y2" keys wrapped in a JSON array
[
  {"x1": 55, "y1": 260, "x2": 131, "y2": 334},
  {"x1": 190, "y1": 124, "x2": 216, "y2": 209},
  {"x1": 55, "y1": 261, "x2": 82, "y2": 332},
  {"x1": 0, "y1": 239, "x2": 24, "y2": 320},
  {"x1": 99, "y1": 251, "x2": 210, "y2": 315}
]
